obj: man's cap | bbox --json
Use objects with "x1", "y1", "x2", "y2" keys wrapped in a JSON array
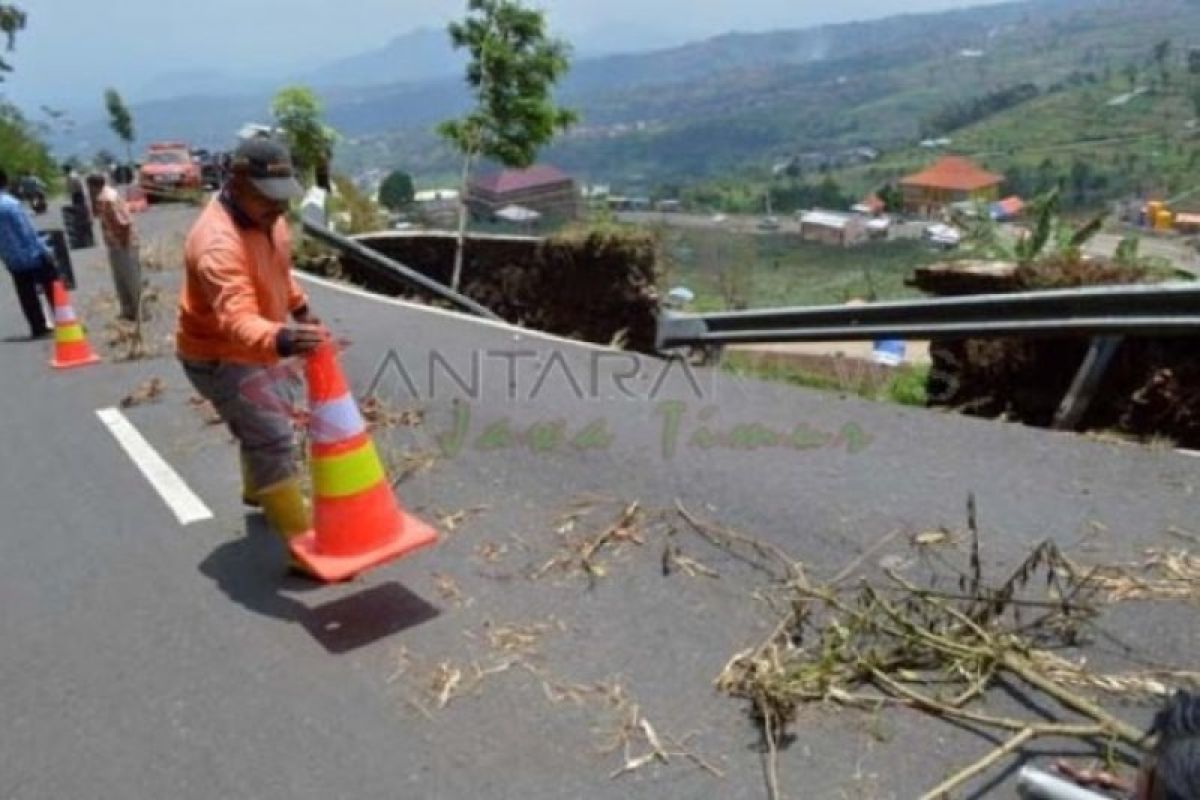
[{"x1": 230, "y1": 137, "x2": 303, "y2": 201}]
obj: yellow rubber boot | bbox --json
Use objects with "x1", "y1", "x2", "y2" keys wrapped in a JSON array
[
  {"x1": 258, "y1": 479, "x2": 315, "y2": 576},
  {"x1": 240, "y1": 455, "x2": 261, "y2": 508}
]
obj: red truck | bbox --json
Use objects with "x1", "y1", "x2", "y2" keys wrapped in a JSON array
[{"x1": 137, "y1": 141, "x2": 203, "y2": 200}]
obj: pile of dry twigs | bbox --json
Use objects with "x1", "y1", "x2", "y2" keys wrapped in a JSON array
[{"x1": 707, "y1": 496, "x2": 1199, "y2": 799}]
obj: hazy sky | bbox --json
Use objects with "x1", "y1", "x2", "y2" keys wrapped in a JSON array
[{"x1": 3, "y1": 0, "x2": 1008, "y2": 110}]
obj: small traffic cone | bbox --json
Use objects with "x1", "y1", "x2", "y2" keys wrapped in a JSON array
[
  {"x1": 49, "y1": 280, "x2": 101, "y2": 370},
  {"x1": 288, "y1": 340, "x2": 437, "y2": 582}
]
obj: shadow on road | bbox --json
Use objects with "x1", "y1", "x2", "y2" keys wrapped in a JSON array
[{"x1": 199, "y1": 515, "x2": 441, "y2": 654}]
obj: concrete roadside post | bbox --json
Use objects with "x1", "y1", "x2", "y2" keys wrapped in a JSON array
[{"x1": 39, "y1": 230, "x2": 76, "y2": 290}]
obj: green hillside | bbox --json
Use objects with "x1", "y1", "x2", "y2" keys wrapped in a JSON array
[
  {"x1": 818, "y1": 65, "x2": 1197, "y2": 203},
  {"x1": 340, "y1": 0, "x2": 1200, "y2": 195}
]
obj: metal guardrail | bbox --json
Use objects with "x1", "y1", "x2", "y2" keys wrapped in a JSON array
[
  {"x1": 656, "y1": 282, "x2": 1200, "y2": 349},
  {"x1": 301, "y1": 220, "x2": 502, "y2": 322},
  {"x1": 659, "y1": 281, "x2": 1200, "y2": 432}
]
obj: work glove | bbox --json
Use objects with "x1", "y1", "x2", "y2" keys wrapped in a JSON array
[{"x1": 276, "y1": 323, "x2": 326, "y2": 357}]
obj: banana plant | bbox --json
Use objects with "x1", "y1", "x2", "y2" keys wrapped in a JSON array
[{"x1": 959, "y1": 187, "x2": 1106, "y2": 266}]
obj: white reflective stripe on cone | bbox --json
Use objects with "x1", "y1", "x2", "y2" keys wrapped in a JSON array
[
  {"x1": 54, "y1": 306, "x2": 76, "y2": 324},
  {"x1": 309, "y1": 393, "x2": 367, "y2": 444}
]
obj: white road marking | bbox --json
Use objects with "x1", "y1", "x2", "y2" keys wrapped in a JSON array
[{"x1": 95, "y1": 407, "x2": 213, "y2": 526}]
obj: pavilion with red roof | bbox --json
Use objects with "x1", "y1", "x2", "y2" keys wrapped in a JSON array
[{"x1": 900, "y1": 156, "x2": 1004, "y2": 217}]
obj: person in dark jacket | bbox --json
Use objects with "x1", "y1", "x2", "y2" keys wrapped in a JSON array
[
  {"x1": 1138, "y1": 691, "x2": 1200, "y2": 800},
  {"x1": 0, "y1": 168, "x2": 58, "y2": 338},
  {"x1": 1052, "y1": 691, "x2": 1200, "y2": 799}
]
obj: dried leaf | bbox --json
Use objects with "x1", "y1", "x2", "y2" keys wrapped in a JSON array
[{"x1": 120, "y1": 377, "x2": 165, "y2": 408}]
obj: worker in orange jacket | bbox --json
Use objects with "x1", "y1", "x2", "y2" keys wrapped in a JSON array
[{"x1": 176, "y1": 137, "x2": 325, "y2": 570}]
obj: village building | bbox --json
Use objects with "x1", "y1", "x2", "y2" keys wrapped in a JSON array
[
  {"x1": 412, "y1": 188, "x2": 460, "y2": 227},
  {"x1": 1175, "y1": 212, "x2": 1200, "y2": 234},
  {"x1": 466, "y1": 165, "x2": 580, "y2": 222},
  {"x1": 799, "y1": 210, "x2": 869, "y2": 247},
  {"x1": 852, "y1": 194, "x2": 886, "y2": 216},
  {"x1": 901, "y1": 156, "x2": 1003, "y2": 216},
  {"x1": 990, "y1": 196, "x2": 1025, "y2": 221}
]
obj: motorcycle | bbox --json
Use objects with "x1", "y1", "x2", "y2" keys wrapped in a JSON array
[{"x1": 14, "y1": 176, "x2": 48, "y2": 215}]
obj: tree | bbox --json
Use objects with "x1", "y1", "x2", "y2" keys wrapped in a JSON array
[
  {"x1": 1153, "y1": 39, "x2": 1172, "y2": 83},
  {"x1": 92, "y1": 148, "x2": 118, "y2": 170},
  {"x1": 438, "y1": 0, "x2": 577, "y2": 291},
  {"x1": 378, "y1": 169, "x2": 415, "y2": 211},
  {"x1": 1189, "y1": 48, "x2": 1200, "y2": 76},
  {"x1": 271, "y1": 86, "x2": 337, "y2": 187},
  {"x1": 694, "y1": 229, "x2": 755, "y2": 311},
  {"x1": 330, "y1": 175, "x2": 386, "y2": 235},
  {"x1": 1192, "y1": 86, "x2": 1200, "y2": 120},
  {"x1": 1124, "y1": 63, "x2": 1139, "y2": 89},
  {"x1": 0, "y1": 3, "x2": 26, "y2": 79},
  {"x1": 0, "y1": 102, "x2": 56, "y2": 184},
  {"x1": 104, "y1": 88, "x2": 135, "y2": 166},
  {"x1": 960, "y1": 188, "x2": 1104, "y2": 267},
  {"x1": 0, "y1": 5, "x2": 54, "y2": 188},
  {"x1": 877, "y1": 184, "x2": 904, "y2": 214}
]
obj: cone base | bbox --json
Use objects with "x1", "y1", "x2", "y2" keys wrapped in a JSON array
[
  {"x1": 288, "y1": 512, "x2": 437, "y2": 583},
  {"x1": 50, "y1": 353, "x2": 102, "y2": 370}
]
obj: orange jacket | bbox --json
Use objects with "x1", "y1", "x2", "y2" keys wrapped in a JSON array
[{"x1": 176, "y1": 197, "x2": 307, "y2": 364}]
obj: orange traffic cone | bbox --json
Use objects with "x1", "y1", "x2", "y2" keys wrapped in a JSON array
[
  {"x1": 49, "y1": 280, "x2": 101, "y2": 370},
  {"x1": 288, "y1": 341, "x2": 437, "y2": 582}
]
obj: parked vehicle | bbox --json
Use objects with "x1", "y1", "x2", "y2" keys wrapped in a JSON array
[
  {"x1": 13, "y1": 174, "x2": 48, "y2": 214},
  {"x1": 190, "y1": 148, "x2": 223, "y2": 190},
  {"x1": 923, "y1": 222, "x2": 962, "y2": 249},
  {"x1": 138, "y1": 141, "x2": 202, "y2": 200}
]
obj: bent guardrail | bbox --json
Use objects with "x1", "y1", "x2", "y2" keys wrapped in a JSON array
[
  {"x1": 656, "y1": 282, "x2": 1200, "y2": 350},
  {"x1": 301, "y1": 220, "x2": 502, "y2": 322}
]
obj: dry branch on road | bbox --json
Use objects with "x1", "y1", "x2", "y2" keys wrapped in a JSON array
[{"x1": 709, "y1": 496, "x2": 1199, "y2": 799}]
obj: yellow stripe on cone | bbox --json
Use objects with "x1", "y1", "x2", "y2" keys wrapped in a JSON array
[
  {"x1": 55, "y1": 324, "x2": 86, "y2": 344},
  {"x1": 311, "y1": 441, "x2": 387, "y2": 499}
]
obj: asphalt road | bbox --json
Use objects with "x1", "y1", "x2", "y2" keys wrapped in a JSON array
[
  {"x1": 615, "y1": 210, "x2": 929, "y2": 242},
  {"x1": 3, "y1": 203, "x2": 1200, "y2": 799},
  {"x1": 1085, "y1": 232, "x2": 1200, "y2": 277}
]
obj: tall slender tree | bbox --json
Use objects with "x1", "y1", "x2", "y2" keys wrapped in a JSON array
[
  {"x1": 1153, "y1": 39, "x2": 1172, "y2": 84},
  {"x1": 104, "y1": 88, "x2": 135, "y2": 166},
  {"x1": 438, "y1": 0, "x2": 577, "y2": 291},
  {"x1": 0, "y1": 4, "x2": 26, "y2": 79},
  {"x1": 271, "y1": 85, "x2": 338, "y2": 188}
]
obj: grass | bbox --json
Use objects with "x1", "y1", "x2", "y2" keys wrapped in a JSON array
[
  {"x1": 833, "y1": 72, "x2": 1200, "y2": 206},
  {"x1": 722, "y1": 350, "x2": 930, "y2": 407},
  {"x1": 656, "y1": 228, "x2": 938, "y2": 311}
]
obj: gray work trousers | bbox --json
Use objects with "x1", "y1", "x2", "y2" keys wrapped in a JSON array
[
  {"x1": 180, "y1": 358, "x2": 301, "y2": 492},
  {"x1": 107, "y1": 245, "x2": 142, "y2": 321}
]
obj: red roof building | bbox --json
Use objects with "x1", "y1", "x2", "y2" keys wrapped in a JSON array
[
  {"x1": 467, "y1": 165, "x2": 580, "y2": 222},
  {"x1": 900, "y1": 156, "x2": 1004, "y2": 217},
  {"x1": 993, "y1": 195, "x2": 1025, "y2": 220},
  {"x1": 852, "y1": 193, "x2": 886, "y2": 216}
]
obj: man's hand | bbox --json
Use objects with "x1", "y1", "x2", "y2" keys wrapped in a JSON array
[
  {"x1": 292, "y1": 305, "x2": 321, "y2": 327},
  {"x1": 277, "y1": 323, "x2": 327, "y2": 357},
  {"x1": 1052, "y1": 759, "x2": 1134, "y2": 793}
]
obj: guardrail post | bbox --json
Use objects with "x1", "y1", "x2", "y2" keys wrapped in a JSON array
[{"x1": 1052, "y1": 336, "x2": 1124, "y2": 431}]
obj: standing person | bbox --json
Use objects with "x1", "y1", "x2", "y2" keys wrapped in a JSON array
[
  {"x1": 175, "y1": 137, "x2": 325, "y2": 571},
  {"x1": 0, "y1": 168, "x2": 58, "y2": 339},
  {"x1": 63, "y1": 163, "x2": 95, "y2": 248},
  {"x1": 63, "y1": 164, "x2": 87, "y2": 210},
  {"x1": 87, "y1": 173, "x2": 142, "y2": 321}
]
